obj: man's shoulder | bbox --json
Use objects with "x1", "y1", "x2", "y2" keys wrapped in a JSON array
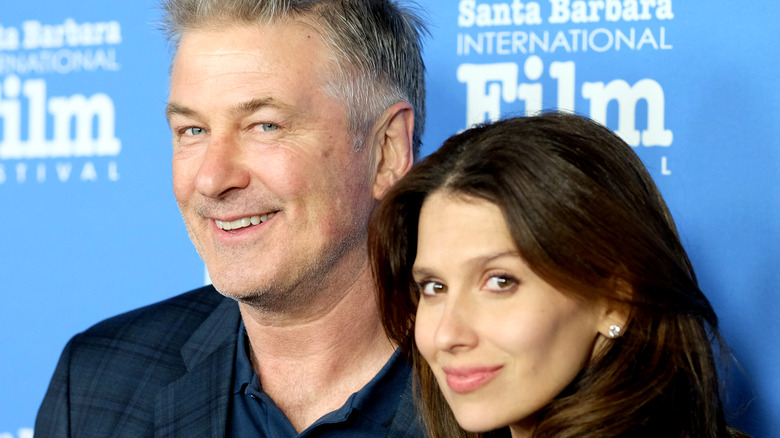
[
  {"x1": 80, "y1": 284, "x2": 229, "y2": 340},
  {"x1": 63, "y1": 284, "x2": 238, "y2": 400},
  {"x1": 68, "y1": 284, "x2": 237, "y2": 367},
  {"x1": 35, "y1": 286, "x2": 239, "y2": 436}
]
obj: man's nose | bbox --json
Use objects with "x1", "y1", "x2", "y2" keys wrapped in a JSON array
[{"x1": 194, "y1": 133, "x2": 250, "y2": 198}]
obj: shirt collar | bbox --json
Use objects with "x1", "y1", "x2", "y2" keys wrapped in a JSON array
[{"x1": 233, "y1": 319, "x2": 410, "y2": 428}]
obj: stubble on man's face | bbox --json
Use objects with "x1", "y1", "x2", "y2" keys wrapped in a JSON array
[{"x1": 167, "y1": 21, "x2": 377, "y2": 312}]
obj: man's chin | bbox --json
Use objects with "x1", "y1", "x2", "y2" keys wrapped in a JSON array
[
  {"x1": 208, "y1": 278, "x2": 287, "y2": 311},
  {"x1": 209, "y1": 278, "x2": 258, "y2": 301},
  {"x1": 204, "y1": 261, "x2": 270, "y2": 296}
]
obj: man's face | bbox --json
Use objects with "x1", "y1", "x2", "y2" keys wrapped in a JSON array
[{"x1": 167, "y1": 21, "x2": 376, "y2": 307}]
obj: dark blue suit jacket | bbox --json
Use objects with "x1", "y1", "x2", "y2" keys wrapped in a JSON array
[{"x1": 34, "y1": 286, "x2": 422, "y2": 437}]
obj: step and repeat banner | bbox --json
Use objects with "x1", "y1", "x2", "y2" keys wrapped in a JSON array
[{"x1": 1, "y1": 1, "x2": 777, "y2": 436}]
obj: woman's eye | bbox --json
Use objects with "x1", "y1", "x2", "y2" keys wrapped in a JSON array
[
  {"x1": 259, "y1": 123, "x2": 278, "y2": 132},
  {"x1": 485, "y1": 275, "x2": 517, "y2": 292},
  {"x1": 184, "y1": 127, "x2": 206, "y2": 136},
  {"x1": 418, "y1": 281, "x2": 447, "y2": 297}
]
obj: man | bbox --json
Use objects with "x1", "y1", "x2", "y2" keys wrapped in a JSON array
[{"x1": 35, "y1": 0, "x2": 427, "y2": 436}]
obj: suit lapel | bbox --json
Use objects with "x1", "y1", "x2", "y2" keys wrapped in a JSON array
[{"x1": 154, "y1": 295, "x2": 240, "y2": 438}]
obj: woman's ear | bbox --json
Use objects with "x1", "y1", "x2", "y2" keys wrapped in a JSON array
[
  {"x1": 596, "y1": 277, "x2": 633, "y2": 339},
  {"x1": 370, "y1": 101, "x2": 414, "y2": 200},
  {"x1": 590, "y1": 279, "x2": 632, "y2": 359},
  {"x1": 597, "y1": 306, "x2": 630, "y2": 340}
]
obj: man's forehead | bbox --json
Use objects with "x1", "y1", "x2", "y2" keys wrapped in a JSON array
[
  {"x1": 176, "y1": 15, "x2": 324, "y2": 47},
  {"x1": 171, "y1": 19, "x2": 328, "y2": 68}
]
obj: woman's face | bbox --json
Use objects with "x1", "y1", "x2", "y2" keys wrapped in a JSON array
[{"x1": 413, "y1": 191, "x2": 608, "y2": 436}]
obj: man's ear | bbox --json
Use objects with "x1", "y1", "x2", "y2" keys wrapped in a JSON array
[{"x1": 370, "y1": 101, "x2": 414, "y2": 200}]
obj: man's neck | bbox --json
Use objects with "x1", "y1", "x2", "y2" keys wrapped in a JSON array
[{"x1": 237, "y1": 269, "x2": 395, "y2": 432}]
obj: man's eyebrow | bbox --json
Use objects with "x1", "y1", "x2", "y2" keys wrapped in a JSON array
[
  {"x1": 165, "y1": 102, "x2": 195, "y2": 122},
  {"x1": 230, "y1": 97, "x2": 295, "y2": 118},
  {"x1": 165, "y1": 97, "x2": 288, "y2": 123}
]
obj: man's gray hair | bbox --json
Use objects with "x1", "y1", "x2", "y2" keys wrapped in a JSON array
[{"x1": 161, "y1": 0, "x2": 427, "y2": 158}]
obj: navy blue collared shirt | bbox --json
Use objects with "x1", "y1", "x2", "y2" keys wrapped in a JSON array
[{"x1": 229, "y1": 321, "x2": 411, "y2": 437}]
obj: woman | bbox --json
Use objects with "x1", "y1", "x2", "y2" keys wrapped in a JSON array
[{"x1": 368, "y1": 113, "x2": 748, "y2": 437}]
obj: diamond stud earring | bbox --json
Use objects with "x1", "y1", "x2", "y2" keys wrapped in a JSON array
[{"x1": 608, "y1": 324, "x2": 622, "y2": 338}]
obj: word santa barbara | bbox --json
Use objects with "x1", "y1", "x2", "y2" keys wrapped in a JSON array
[
  {"x1": 0, "y1": 18, "x2": 121, "y2": 50},
  {"x1": 1, "y1": 18, "x2": 121, "y2": 76},
  {"x1": 458, "y1": 0, "x2": 674, "y2": 26}
]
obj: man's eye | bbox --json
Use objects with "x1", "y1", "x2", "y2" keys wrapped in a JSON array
[
  {"x1": 184, "y1": 127, "x2": 206, "y2": 136},
  {"x1": 259, "y1": 123, "x2": 278, "y2": 132},
  {"x1": 418, "y1": 281, "x2": 447, "y2": 297}
]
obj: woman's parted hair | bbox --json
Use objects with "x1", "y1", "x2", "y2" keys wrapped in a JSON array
[
  {"x1": 369, "y1": 112, "x2": 742, "y2": 437},
  {"x1": 160, "y1": 0, "x2": 427, "y2": 157}
]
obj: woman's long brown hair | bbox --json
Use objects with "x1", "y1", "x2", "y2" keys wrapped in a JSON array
[{"x1": 368, "y1": 112, "x2": 748, "y2": 438}]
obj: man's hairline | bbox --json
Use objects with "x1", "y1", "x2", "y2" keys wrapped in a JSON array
[{"x1": 166, "y1": 17, "x2": 377, "y2": 142}]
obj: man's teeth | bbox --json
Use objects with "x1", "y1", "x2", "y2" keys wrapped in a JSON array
[{"x1": 216, "y1": 212, "x2": 275, "y2": 231}]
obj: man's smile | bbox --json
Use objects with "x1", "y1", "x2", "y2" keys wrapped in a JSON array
[{"x1": 215, "y1": 212, "x2": 277, "y2": 231}]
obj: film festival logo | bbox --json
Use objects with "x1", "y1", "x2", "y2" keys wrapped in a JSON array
[
  {"x1": 0, "y1": 18, "x2": 122, "y2": 185},
  {"x1": 456, "y1": 0, "x2": 675, "y2": 175}
]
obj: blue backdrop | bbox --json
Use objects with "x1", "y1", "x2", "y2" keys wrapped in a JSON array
[{"x1": 1, "y1": 1, "x2": 777, "y2": 436}]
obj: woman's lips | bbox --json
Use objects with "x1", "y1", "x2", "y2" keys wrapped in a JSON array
[{"x1": 441, "y1": 365, "x2": 503, "y2": 393}]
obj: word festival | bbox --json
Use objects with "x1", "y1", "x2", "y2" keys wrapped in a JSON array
[
  {"x1": 458, "y1": 0, "x2": 674, "y2": 26},
  {"x1": 0, "y1": 160, "x2": 120, "y2": 185},
  {"x1": 0, "y1": 74, "x2": 121, "y2": 185}
]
